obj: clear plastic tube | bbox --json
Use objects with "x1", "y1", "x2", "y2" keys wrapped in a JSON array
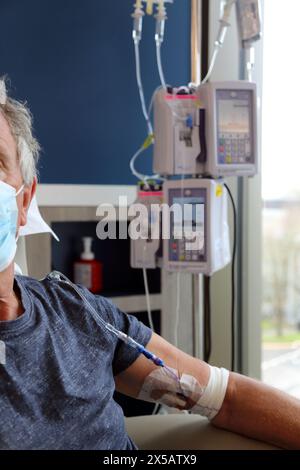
[
  {"x1": 154, "y1": 0, "x2": 168, "y2": 90},
  {"x1": 172, "y1": 121, "x2": 187, "y2": 349},
  {"x1": 148, "y1": 84, "x2": 189, "y2": 139},
  {"x1": 130, "y1": 146, "x2": 148, "y2": 182},
  {"x1": 47, "y1": 271, "x2": 164, "y2": 367},
  {"x1": 129, "y1": 144, "x2": 160, "y2": 183},
  {"x1": 245, "y1": 45, "x2": 255, "y2": 82},
  {"x1": 147, "y1": 84, "x2": 164, "y2": 119},
  {"x1": 201, "y1": 0, "x2": 237, "y2": 84},
  {"x1": 134, "y1": 42, "x2": 153, "y2": 135},
  {"x1": 156, "y1": 42, "x2": 167, "y2": 90},
  {"x1": 152, "y1": 403, "x2": 160, "y2": 415},
  {"x1": 174, "y1": 272, "x2": 181, "y2": 347},
  {"x1": 143, "y1": 267, "x2": 155, "y2": 332},
  {"x1": 201, "y1": 47, "x2": 219, "y2": 85},
  {"x1": 50, "y1": 271, "x2": 117, "y2": 336}
]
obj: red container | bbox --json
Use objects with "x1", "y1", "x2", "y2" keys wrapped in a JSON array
[
  {"x1": 74, "y1": 259, "x2": 103, "y2": 294},
  {"x1": 73, "y1": 237, "x2": 103, "y2": 293}
]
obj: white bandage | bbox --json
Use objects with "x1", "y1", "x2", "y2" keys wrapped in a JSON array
[
  {"x1": 138, "y1": 365, "x2": 229, "y2": 421},
  {"x1": 190, "y1": 366, "x2": 229, "y2": 420}
]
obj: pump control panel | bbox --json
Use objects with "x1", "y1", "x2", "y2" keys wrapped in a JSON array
[{"x1": 197, "y1": 81, "x2": 258, "y2": 177}]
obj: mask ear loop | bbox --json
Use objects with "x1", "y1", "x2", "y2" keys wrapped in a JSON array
[
  {"x1": 15, "y1": 184, "x2": 25, "y2": 243},
  {"x1": 15, "y1": 184, "x2": 25, "y2": 197}
]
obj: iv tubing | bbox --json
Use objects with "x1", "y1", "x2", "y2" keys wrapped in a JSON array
[
  {"x1": 129, "y1": 136, "x2": 160, "y2": 183},
  {"x1": 130, "y1": 146, "x2": 148, "y2": 182},
  {"x1": 201, "y1": 0, "x2": 237, "y2": 84},
  {"x1": 49, "y1": 271, "x2": 164, "y2": 368},
  {"x1": 134, "y1": 41, "x2": 153, "y2": 135},
  {"x1": 155, "y1": 0, "x2": 168, "y2": 90},
  {"x1": 143, "y1": 268, "x2": 155, "y2": 331},
  {"x1": 156, "y1": 42, "x2": 167, "y2": 90},
  {"x1": 174, "y1": 272, "x2": 181, "y2": 347}
]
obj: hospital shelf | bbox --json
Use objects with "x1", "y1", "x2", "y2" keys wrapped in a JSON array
[{"x1": 106, "y1": 293, "x2": 162, "y2": 314}]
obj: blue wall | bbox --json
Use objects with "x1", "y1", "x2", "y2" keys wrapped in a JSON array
[{"x1": 0, "y1": 0, "x2": 191, "y2": 185}]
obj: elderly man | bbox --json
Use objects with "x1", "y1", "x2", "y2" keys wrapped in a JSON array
[{"x1": 0, "y1": 79, "x2": 300, "y2": 451}]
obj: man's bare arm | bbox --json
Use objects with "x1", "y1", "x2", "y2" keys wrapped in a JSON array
[{"x1": 115, "y1": 332, "x2": 300, "y2": 450}]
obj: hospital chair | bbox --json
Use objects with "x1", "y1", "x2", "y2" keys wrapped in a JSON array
[{"x1": 16, "y1": 239, "x2": 278, "y2": 450}]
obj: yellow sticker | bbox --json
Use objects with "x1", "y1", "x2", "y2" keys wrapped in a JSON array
[{"x1": 216, "y1": 184, "x2": 223, "y2": 197}]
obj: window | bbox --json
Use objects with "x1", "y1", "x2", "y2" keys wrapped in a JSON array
[{"x1": 262, "y1": 0, "x2": 300, "y2": 398}]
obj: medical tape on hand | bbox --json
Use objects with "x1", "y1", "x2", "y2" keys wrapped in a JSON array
[{"x1": 138, "y1": 365, "x2": 229, "y2": 420}]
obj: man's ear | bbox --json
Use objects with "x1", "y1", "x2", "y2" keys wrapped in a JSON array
[{"x1": 19, "y1": 177, "x2": 37, "y2": 227}]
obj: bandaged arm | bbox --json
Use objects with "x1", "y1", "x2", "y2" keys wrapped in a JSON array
[{"x1": 115, "y1": 333, "x2": 300, "y2": 450}]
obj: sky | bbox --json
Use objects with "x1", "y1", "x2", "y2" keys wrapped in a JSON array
[{"x1": 262, "y1": 0, "x2": 300, "y2": 200}]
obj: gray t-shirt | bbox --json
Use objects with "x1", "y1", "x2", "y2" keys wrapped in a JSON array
[{"x1": 0, "y1": 274, "x2": 152, "y2": 450}]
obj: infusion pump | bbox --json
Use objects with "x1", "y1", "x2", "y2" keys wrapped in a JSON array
[
  {"x1": 163, "y1": 179, "x2": 231, "y2": 276},
  {"x1": 153, "y1": 81, "x2": 258, "y2": 178},
  {"x1": 198, "y1": 81, "x2": 258, "y2": 177},
  {"x1": 130, "y1": 179, "x2": 231, "y2": 276},
  {"x1": 153, "y1": 88, "x2": 204, "y2": 176}
]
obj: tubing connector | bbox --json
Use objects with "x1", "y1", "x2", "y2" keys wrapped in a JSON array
[
  {"x1": 132, "y1": 1, "x2": 145, "y2": 44},
  {"x1": 221, "y1": 0, "x2": 237, "y2": 24},
  {"x1": 146, "y1": 0, "x2": 155, "y2": 15},
  {"x1": 154, "y1": 0, "x2": 167, "y2": 45},
  {"x1": 215, "y1": 0, "x2": 237, "y2": 49}
]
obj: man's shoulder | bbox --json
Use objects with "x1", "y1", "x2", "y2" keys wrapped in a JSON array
[
  {"x1": 16, "y1": 274, "x2": 52, "y2": 296},
  {"x1": 16, "y1": 273, "x2": 116, "y2": 325},
  {"x1": 16, "y1": 273, "x2": 67, "y2": 298}
]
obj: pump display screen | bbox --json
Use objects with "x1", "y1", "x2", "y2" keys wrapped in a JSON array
[
  {"x1": 168, "y1": 188, "x2": 207, "y2": 263},
  {"x1": 216, "y1": 89, "x2": 254, "y2": 165}
]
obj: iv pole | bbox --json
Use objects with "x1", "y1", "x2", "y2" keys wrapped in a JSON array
[{"x1": 191, "y1": 0, "x2": 205, "y2": 360}]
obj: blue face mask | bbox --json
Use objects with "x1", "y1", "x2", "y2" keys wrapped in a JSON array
[{"x1": 0, "y1": 181, "x2": 24, "y2": 272}]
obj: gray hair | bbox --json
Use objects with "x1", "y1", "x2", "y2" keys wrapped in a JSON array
[{"x1": 0, "y1": 78, "x2": 40, "y2": 185}]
